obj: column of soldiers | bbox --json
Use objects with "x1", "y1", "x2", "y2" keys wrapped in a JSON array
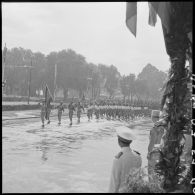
[
  {"x1": 40, "y1": 99, "x2": 151, "y2": 127},
  {"x1": 86, "y1": 102, "x2": 150, "y2": 122}
]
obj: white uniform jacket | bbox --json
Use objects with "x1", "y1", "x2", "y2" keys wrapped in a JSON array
[{"x1": 108, "y1": 147, "x2": 142, "y2": 193}]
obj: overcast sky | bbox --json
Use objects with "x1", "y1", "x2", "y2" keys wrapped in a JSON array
[{"x1": 2, "y1": 2, "x2": 170, "y2": 76}]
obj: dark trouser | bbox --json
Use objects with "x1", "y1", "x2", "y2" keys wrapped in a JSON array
[
  {"x1": 87, "y1": 112, "x2": 90, "y2": 120},
  {"x1": 69, "y1": 112, "x2": 73, "y2": 123},
  {"x1": 77, "y1": 111, "x2": 81, "y2": 122},
  {"x1": 41, "y1": 111, "x2": 45, "y2": 124},
  {"x1": 46, "y1": 109, "x2": 51, "y2": 121},
  {"x1": 58, "y1": 111, "x2": 62, "y2": 122}
]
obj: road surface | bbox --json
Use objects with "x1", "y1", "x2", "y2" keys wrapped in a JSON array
[{"x1": 2, "y1": 110, "x2": 153, "y2": 193}]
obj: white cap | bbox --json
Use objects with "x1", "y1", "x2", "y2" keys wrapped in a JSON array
[
  {"x1": 151, "y1": 110, "x2": 160, "y2": 117},
  {"x1": 116, "y1": 126, "x2": 136, "y2": 141}
]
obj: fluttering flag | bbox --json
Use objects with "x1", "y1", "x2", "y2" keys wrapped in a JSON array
[
  {"x1": 148, "y1": 2, "x2": 171, "y2": 33},
  {"x1": 126, "y1": 2, "x2": 137, "y2": 37},
  {"x1": 148, "y1": 2, "x2": 157, "y2": 26},
  {"x1": 126, "y1": 2, "x2": 171, "y2": 36},
  {"x1": 44, "y1": 84, "x2": 53, "y2": 120}
]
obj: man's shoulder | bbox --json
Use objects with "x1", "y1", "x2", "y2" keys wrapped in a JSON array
[
  {"x1": 133, "y1": 150, "x2": 141, "y2": 156},
  {"x1": 131, "y1": 151, "x2": 142, "y2": 165}
]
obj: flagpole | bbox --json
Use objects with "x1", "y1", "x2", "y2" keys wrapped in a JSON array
[
  {"x1": 27, "y1": 56, "x2": 33, "y2": 105},
  {"x1": 46, "y1": 83, "x2": 53, "y2": 100},
  {"x1": 2, "y1": 44, "x2": 5, "y2": 83},
  {"x1": 45, "y1": 84, "x2": 48, "y2": 120},
  {"x1": 2, "y1": 43, "x2": 7, "y2": 95}
]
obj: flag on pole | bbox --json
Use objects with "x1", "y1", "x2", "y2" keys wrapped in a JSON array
[
  {"x1": 148, "y1": 2, "x2": 157, "y2": 26},
  {"x1": 126, "y1": 2, "x2": 171, "y2": 37},
  {"x1": 44, "y1": 84, "x2": 53, "y2": 120},
  {"x1": 148, "y1": 2, "x2": 171, "y2": 33},
  {"x1": 126, "y1": 2, "x2": 137, "y2": 37}
]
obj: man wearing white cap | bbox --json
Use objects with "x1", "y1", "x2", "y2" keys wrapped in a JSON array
[{"x1": 108, "y1": 126, "x2": 142, "y2": 193}]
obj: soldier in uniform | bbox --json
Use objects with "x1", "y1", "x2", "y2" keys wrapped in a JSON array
[
  {"x1": 68, "y1": 101, "x2": 75, "y2": 126},
  {"x1": 108, "y1": 126, "x2": 142, "y2": 193},
  {"x1": 86, "y1": 103, "x2": 92, "y2": 121},
  {"x1": 56, "y1": 101, "x2": 64, "y2": 125},
  {"x1": 76, "y1": 101, "x2": 84, "y2": 123},
  {"x1": 94, "y1": 103, "x2": 100, "y2": 120},
  {"x1": 40, "y1": 100, "x2": 46, "y2": 127},
  {"x1": 45, "y1": 97, "x2": 52, "y2": 124}
]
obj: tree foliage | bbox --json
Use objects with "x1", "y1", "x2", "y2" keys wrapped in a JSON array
[
  {"x1": 155, "y1": 2, "x2": 192, "y2": 192},
  {"x1": 120, "y1": 64, "x2": 167, "y2": 103},
  {"x1": 3, "y1": 47, "x2": 167, "y2": 102},
  {"x1": 137, "y1": 63, "x2": 167, "y2": 101}
]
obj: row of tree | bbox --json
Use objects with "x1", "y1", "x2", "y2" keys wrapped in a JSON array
[{"x1": 3, "y1": 47, "x2": 167, "y2": 102}]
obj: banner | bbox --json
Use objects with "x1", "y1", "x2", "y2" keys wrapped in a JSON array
[
  {"x1": 126, "y1": 2, "x2": 137, "y2": 37},
  {"x1": 126, "y1": 2, "x2": 171, "y2": 36},
  {"x1": 149, "y1": 2, "x2": 171, "y2": 33}
]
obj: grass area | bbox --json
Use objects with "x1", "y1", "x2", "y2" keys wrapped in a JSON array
[{"x1": 2, "y1": 101, "x2": 39, "y2": 105}]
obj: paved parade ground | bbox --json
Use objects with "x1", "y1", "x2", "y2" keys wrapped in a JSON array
[{"x1": 3, "y1": 110, "x2": 153, "y2": 193}]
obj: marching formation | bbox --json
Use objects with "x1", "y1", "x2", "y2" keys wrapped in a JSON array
[
  {"x1": 87, "y1": 103, "x2": 149, "y2": 121},
  {"x1": 40, "y1": 99, "x2": 150, "y2": 127}
]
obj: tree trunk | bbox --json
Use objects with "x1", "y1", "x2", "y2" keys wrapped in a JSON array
[{"x1": 156, "y1": 3, "x2": 192, "y2": 192}]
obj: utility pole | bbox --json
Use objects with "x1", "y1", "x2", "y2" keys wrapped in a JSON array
[
  {"x1": 87, "y1": 77, "x2": 92, "y2": 100},
  {"x1": 2, "y1": 43, "x2": 7, "y2": 95},
  {"x1": 53, "y1": 64, "x2": 57, "y2": 102},
  {"x1": 2, "y1": 43, "x2": 7, "y2": 83}
]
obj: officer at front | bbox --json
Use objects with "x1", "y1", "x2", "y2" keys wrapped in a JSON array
[{"x1": 108, "y1": 127, "x2": 142, "y2": 193}]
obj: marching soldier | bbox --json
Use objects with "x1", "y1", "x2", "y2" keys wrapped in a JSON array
[
  {"x1": 94, "y1": 103, "x2": 100, "y2": 120},
  {"x1": 89, "y1": 103, "x2": 94, "y2": 121},
  {"x1": 76, "y1": 101, "x2": 84, "y2": 123},
  {"x1": 86, "y1": 103, "x2": 91, "y2": 121},
  {"x1": 109, "y1": 126, "x2": 142, "y2": 193},
  {"x1": 40, "y1": 100, "x2": 46, "y2": 127},
  {"x1": 56, "y1": 101, "x2": 64, "y2": 125},
  {"x1": 45, "y1": 97, "x2": 52, "y2": 124},
  {"x1": 68, "y1": 101, "x2": 75, "y2": 126}
]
